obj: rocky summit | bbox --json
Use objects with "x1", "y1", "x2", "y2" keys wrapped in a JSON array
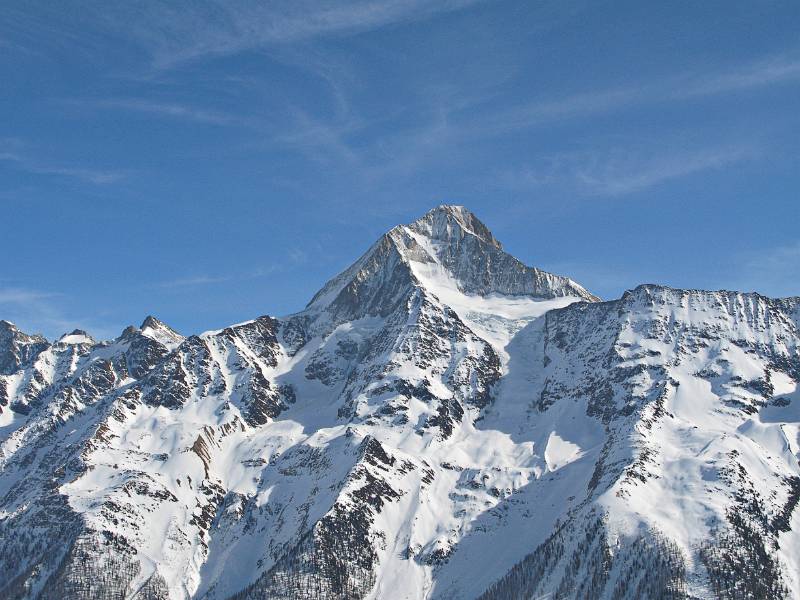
[{"x1": 1, "y1": 205, "x2": 799, "y2": 599}]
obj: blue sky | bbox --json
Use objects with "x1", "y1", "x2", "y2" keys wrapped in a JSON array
[{"x1": 2, "y1": 0, "x2": 799, "y2": 339}]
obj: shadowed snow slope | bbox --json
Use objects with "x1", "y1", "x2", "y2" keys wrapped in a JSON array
[{"x1": 1, "y1": 207, "x2": 799, "y2": 600}]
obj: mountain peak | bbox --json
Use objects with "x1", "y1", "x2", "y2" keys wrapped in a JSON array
[
  {"x1": 139, "y1": 315, "x2": 183, "y2": 347},
  {"x1": 305, "y1": 205, "x2": 597, "y2": 324},
  {"x1": 141, "y1": 315, "x2": 166, "y2": 331},
  {"x1": 57, "y1": 329, "x2": 94, "y2": 345},
  {"x1": 120, "y1": 324, "x2": 139, "y2": 338},
  {"x1": 400, "y1": 205, "x2": 597, "y2": 301},
  {"x1": 408, "y1": 204, "x2": 502, "y2": 250},
  {"x1": 0, "y1": 320, "x2": 50, "y2": 375},
  {"x1": 0, "y1": 320, "x2": 47, "y2": 346}
]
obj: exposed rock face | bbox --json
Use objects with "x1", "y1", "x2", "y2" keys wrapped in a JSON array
[
  {"x1": 405, "y1": 205, "x2": 598, "y2": 301},
  {"x1": 306, "y1": 205, "x2": 597, "y2": 331},
  {"x1": 1, "y1": 206, "x2": 799, "y2": 600},
  {"x1": 0, "y1": 320, "x2": 49, "y2": 376}
]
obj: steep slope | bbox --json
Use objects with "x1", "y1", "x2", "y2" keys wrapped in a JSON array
[
  {"x1": 0, "y1": 206, "x2": 798, "y2": 600},
  {"x1": 306, "y1": 205, "x2": 596, "y2": 328},
  {"x1": 0, "y1": 320, "x2": 49, "y2": 376},
  {"x1": 0, "y1": 316, "x2": 185, "y2": 598},
  {"x1": 474, "y1": 286, "x2": 800, "y2": 599}
]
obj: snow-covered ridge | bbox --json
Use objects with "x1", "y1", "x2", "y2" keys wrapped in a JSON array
[
  {"x1": 306, "y1": 205, "x2": 597, "y2": 327},
  {"x1": 1, "y1": 207, "x2": 799, "y2": 600}
]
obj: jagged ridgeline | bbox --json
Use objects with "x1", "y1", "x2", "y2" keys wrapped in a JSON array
[{"x1": 1, "y1": 205, "x2": 799, "y2": 600}]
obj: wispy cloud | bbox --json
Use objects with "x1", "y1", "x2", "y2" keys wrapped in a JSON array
[
  {"x1": 680, "y1": 54, "x2": 800, "y2": 97},
  {"x1": 222, "y1": 49, "x2": 796, "y2": 195},
  {"x1": 155, "y1": 275, "x2": 234, "y2": 289},
  {"x1": 287, "y1": 248, "x2": 309, "y2": 265},
  {"x1": 155, "y1": 264, "x2": 283, "y2": 289},
  {"x1": 30, "y1": 165, "x2": 125, "y2": 185},
  {"x1": 10, "y1": 0, "x2": 486, "y2": 69},
  {"x1": 574, "y1": 145, "x2": 755, "y2": 196},
  {"x1": 274, "y1": 108, "x2": 364, "y2": 166},
  {"x1": 361, "y1": 50, "x2": 800, "y2": 174},
  {"x1": 275, "y1": 49, "x2": 796, "y2": 183},
  {"x1": 0, "y1": 143, "x2": 126, "y2": 185},
  {"x1": 87, "y1": 98, "x2": 252, "y2": 126},
  {"x1": 16, "y1": 6, "x2": 795, "y2": 198},
  {"x1": 466, "y1": 51, "x2": 800, "y2": 139},
  {"x1": 478, "y1": 87, "x2": 648, "y2": 135},
  {"x1": 0, "y1": 288, "x2": 60, "y2": 305},
  {"x1": 501, "y1": 144, "x2": 756, "y2": 197}
]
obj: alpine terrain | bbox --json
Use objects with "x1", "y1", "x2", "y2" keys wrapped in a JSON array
[{"x1": 1, "y1": 205, "x2": 799, "y2": 600}]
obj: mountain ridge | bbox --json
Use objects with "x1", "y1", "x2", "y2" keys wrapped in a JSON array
[
  {"x1": 305, "y1": 205, "x2": 597, "y2": 324},
  {"x1": 1, "y1": 206, "x2": 799, "y2": 600}
]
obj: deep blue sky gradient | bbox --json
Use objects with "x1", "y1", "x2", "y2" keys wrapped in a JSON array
[{"x1": 2, "y1": 1, "x2": 799, "y2": 338}]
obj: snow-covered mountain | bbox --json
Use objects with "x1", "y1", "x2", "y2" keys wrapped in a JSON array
[{"x1": 1, "y1": 205, "x2": 799, "y2": 599}]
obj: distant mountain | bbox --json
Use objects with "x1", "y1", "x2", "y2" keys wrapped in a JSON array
[{"x1": 1, "y1": 206, "x2": 799, "y2": 599}]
